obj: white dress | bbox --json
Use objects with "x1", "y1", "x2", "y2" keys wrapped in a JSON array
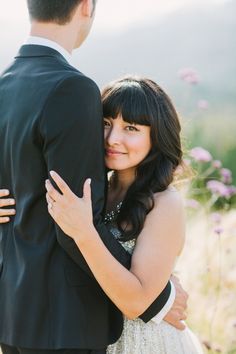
[{"x1": 105, "y1": 205, "x2": 204, "y2": 354}]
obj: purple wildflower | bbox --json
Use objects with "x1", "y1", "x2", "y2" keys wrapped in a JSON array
[
  {"x1": 190, "y1": 147, "x2": 212, "y2": 162},
  {"x1": 220, "y1": 168, "x2": 232, "y2": 184},
  {"x1": 178, "y1": 68, "x2": 199, "y2": 85},
  {"x1": 214, "y1": 226, "x2": 224, "y2": 235},
  {"x1": 228, "y1": 185, "x2": 236, "y2": 196},
  {"x1": 207, "y1": 180, "x2": 231, "y2": 198},
  {"x1": 212, "y1": 160, "x2": 222, "y2": 169}
]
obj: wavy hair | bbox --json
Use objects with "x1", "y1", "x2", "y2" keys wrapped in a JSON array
[{"x1": 102, "y1": 76, "x2": 183, "y2": 241}]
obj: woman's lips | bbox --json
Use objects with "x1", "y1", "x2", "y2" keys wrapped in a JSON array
[{"x1": 105, "y1": 149, "x2": 127, "y2": 156}]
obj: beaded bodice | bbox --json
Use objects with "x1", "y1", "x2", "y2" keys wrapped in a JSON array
[
  {"x1": 104, "y1": 201, "x2": 123, "y2": 224},
  {"x1": 106, "y1": 205, "x2": 204, "y2": 354},
  {"x1": 104, "y1": 202, "x2": 136, "y2": 254}
]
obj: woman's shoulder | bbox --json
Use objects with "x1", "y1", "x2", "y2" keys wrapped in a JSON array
[
  {"x1": 151, "y1": 187, "x2": 185, "y2": 251},
  {"x1": 153, "y1": 186, "x2": 184, "y2": 211},
  {"x1": 139, "y1": 186, "x2": 185, "y2": 253}
]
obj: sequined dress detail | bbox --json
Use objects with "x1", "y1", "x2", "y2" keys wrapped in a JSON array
[{"x1": 105, "y1": 203, "x2": 203, "y2": 354}]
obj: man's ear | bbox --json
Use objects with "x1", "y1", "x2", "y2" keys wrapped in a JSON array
[{"x1": 80, "y1": 0, "x2": 95, "y2": 18}]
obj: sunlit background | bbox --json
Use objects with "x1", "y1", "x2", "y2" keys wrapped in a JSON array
[
  {"x1": 1, "y1": 0, "x2": 235, "y2": 174},
  {"x1": 0, "y1": 1, "x2": 236, "y2": 354}
]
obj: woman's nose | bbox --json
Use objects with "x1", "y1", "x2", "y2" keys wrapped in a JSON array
[{"x1": 106, "y1": 127, "x2": 122, "y2": 146}]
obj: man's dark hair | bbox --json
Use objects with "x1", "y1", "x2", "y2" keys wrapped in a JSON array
[{"x1": 27, "y1": 0, "x2": 84, "y2": 25}]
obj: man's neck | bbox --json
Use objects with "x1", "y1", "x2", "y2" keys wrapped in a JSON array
[{"x1": 30, "y1": 22, "x2": 77, "y2": 54}]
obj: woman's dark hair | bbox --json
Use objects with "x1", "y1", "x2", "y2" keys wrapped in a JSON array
[
  {"x1": 102, "y1": 76, "x2": 183, "y2": 241},
  {"x1": 27, "y1": 0, "x2": 83, "y2": 25}
]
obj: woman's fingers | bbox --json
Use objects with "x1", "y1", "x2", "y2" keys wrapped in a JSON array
[
  {"x1": 46, "y1": 192, "x2": 54, "y2": 204},
  {"x1": 0, "y1": 217, "x2": 10, "y2": 224},
  {"x1": 45, "y1": 179, "x2": 62, "y2": 202},
  {"x1": 0, "y1": 208, "x2": 16, "y2": 216},
  {"x1": 0, "y1": 198, "x2": 15, "y2": 208},
  {"x1": 0, "y1": 189, "x2": 10, "y2": 197},
  {"x1": 46, "y1": 193, "x2": 56, "y2": 209},
  {"x1": 49, "y1": 171, "x2": 71, "y2": 195},
  {"x1": 0, "y1": 190, "x2": 16, "y2": 223},
  {"x1": 47, "y1": 201, "x2": 57, "y2": 220},
  {"x1": 83, "y1": 179, "x2": 91, "y2": 201}
]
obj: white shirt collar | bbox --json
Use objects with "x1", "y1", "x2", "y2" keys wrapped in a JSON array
[{"x1": 25, "y1": 36, "x2": 72, "y2": 64}]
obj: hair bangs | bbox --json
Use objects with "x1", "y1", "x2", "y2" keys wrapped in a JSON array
[{"x1": 102, "y1": 82, "x2": 151, "y2": 126}]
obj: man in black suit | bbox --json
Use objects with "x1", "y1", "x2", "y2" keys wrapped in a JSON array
[{"x1": 0, "y1": 1, "x2": 188, "y2": 353}]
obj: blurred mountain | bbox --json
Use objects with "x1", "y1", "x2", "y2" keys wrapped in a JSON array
[
  {"x1": 0, "y1": 1, "x2": 235, "y2": 176},
  {"x1": 0, "y1": 1, "x2": 235, "y2": 115},
  {"x1": 74, "y1": 0, "x2": 236, "y2": 177},
  {"x1": 74, "y1": 0, "x2": 236, "y2": 115}
]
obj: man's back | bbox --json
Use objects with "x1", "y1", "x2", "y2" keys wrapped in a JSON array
[{"x1": 0, "y1": 44, "x2": 122, "y2": 349}]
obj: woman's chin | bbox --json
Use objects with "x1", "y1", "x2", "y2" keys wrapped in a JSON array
[
  {"x1": 105, "y1": 161, "x2": 126, "y2": 171},
  {"x1": 106, "y1": 164, "x2": 121, "y2": 171}
]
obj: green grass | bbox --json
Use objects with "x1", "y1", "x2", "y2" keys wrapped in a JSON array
[{"x1": 183, "y1": 112, "x2": 236, "y2": 184}]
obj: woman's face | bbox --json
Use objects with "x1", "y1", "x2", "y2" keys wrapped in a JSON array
[{"x1": 104, "y1": 115, "x2": 151, "y2": 171}]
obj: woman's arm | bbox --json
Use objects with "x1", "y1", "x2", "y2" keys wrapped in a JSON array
[
  {"x1": 0, "y1": 189, "x2": 16, "y2": 223},
  {"x1": 0, "y1": 184, "x2": 186, "y2": 326},
  {"x1": 46, "y1": 172, "x2": 185, "y2": 319}
]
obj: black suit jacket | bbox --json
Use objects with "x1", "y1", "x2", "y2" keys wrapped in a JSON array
[{"x1": 0, "y1": 45, "x2": 171, "y2": 350}]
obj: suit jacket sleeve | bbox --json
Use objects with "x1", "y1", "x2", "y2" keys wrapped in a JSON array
[
  {"x1": 39, "y1": 74, "x2": 171, "y2": 321},
  {"x1": 40, "y1": 74, "x2": 131, "y2": 273}
]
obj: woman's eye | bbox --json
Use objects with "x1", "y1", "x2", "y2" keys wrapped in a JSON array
[
  {"x1": 104, "y1": 120, "x2": 111, "y2": 128},
  {"x1": 125, "y1": 125, "x2": 139, "y2": 132}
]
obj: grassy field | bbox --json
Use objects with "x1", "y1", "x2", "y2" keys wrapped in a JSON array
[{"x1": 177, "y1": 210, "x2": 236, "y2": 353}]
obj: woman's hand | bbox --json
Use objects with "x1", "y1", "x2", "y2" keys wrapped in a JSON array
[
  {"x1": 45, "y1": 171, "x2": 94, "y2": 242},
  {"x1": 0, "y1": 189, "x2": 16, "y2": 223}
]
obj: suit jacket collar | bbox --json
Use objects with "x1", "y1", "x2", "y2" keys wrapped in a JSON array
[{"x1": 15, "y1": 45, "x2": 70, "y2": 65}]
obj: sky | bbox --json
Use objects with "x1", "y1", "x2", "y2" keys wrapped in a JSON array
[
  {"x1": 0, "y1": 0, "x2": 231, "y2": 72},
  {"x1": 0, "y1": 0, "x2": 230, "y2": 36}
]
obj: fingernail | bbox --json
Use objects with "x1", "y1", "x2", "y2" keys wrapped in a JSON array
[
  {"x1": 50, "y1": 171, "x2": 55, "y2": 177},
  {"x1": 87, "y1": 178, "x2": 91, "y2": 185},
  {"x1": 4, "y1": 190, "x2": 9, "y2": 195},
  {"x1": 10, "y1": 200, "x2": 15, "y2": 205}
]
